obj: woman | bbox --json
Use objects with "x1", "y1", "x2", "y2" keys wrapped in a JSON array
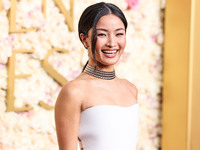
[{"x1": 55, "y1": 2, "x2": 139, "y2": 150}]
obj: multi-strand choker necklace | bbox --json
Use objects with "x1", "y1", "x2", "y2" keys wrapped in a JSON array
[{"x1": 84, "y1": 64, "x2": 116, "y2": 80}]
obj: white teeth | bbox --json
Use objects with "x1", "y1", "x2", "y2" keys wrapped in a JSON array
[{"x1": 102, "y1": 50, "x2": 117, "y2": 54}]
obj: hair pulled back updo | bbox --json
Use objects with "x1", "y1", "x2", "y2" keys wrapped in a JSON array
[{"x1": 78, "y1": 2, "x2": 128, "y2": 71}]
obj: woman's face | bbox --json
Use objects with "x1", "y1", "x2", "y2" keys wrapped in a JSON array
[{"x1": 85, "y1": 14, "x2": 126, "y2": 69}]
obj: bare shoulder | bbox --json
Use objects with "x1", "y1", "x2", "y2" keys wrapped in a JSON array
[
  {"x1": 122, "y1": 79, "x2": 137, "y2": 90},
  {"x1": 56, "y1": 79, "x2": 87, "y2": 107},
  {"x1": 120, "y1": 78, "x2": 138, "y2": 99}
]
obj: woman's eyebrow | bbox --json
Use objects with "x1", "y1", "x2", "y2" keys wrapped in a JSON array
[
  {"x1": 96, "y1": 28, "x2": 125, "y2": 31},
  {"x1": 96, "y1": 28, "x2": 108, "y2": 31},
  {"x1": 116, "y1": 28, "x2": 125, "y2": 31}
]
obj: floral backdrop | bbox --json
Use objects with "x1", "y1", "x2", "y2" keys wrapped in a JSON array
[{"x1": 0, "y1": 0, "x2": 165, "y2": 149}]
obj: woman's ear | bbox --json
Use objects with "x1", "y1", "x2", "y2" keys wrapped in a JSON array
[{"x1": 80, "y1": 33, "x2": 89, "y2": 49}]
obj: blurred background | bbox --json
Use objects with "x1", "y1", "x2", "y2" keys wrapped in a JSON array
[{"x1": 0, "y1": 0, "x2": 199, "y2": 150}]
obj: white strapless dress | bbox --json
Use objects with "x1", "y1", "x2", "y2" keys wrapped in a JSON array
[{"x1": 78, "y1": 103, "x2": 139, "y2": 150}]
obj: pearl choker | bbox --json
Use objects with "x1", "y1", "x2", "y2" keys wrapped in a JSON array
[{"x1": 84, "y1": 64, "x2": 115, "y2": 80}]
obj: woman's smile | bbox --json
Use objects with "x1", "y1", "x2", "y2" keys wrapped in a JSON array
[{"x1": 101, "y1": 49, "x2": 119, "y2": 58}]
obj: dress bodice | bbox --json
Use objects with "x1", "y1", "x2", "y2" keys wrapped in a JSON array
[{"x1": 78, "y1": 103, "x2": 139, "y2": 150}]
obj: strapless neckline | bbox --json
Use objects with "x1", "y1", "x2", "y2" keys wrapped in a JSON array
[
  {"x1": 78, "y1": 103, "x2": 139, "y2": 150},
  {"x1": 81, "y1": 103, "x2": 139, "y2": 113}
]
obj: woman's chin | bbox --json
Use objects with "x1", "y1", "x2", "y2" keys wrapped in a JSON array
[{"x1": 97, "y1": 59, "x2": 119, "y2": 67}]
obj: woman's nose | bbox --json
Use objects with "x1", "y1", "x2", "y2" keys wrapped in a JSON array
[{"x1": 106, "y1": 35, "x2": 116, "y2": 47}]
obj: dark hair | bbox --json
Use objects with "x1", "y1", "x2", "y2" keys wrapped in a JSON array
[{"x1": 78, "y1": 2, "x2": 128, "y2": 71}]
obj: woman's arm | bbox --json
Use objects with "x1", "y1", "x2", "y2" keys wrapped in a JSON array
[{"x1": 55, "y1": 82, "x2": 82, "y2": 150}]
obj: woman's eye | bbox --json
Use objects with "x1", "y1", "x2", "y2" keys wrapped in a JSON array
[
  {"x1": 97, "y1": 33, "x2": 106, "y2": 37},
  {"x1": 116, "y1": 33, "x2": 124, "y2": 36}
]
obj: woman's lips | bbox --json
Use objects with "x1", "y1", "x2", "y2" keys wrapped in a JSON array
[{"x1": 101, "y1": 50, "x2": 118, "y2": 58}]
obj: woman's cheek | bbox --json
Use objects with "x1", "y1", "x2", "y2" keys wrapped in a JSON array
[
  {"x1": 119, "y1": 38, "x2": 126, "y2": 49},
  {"x1": 96, "y1": 39, "x2": 106, "y2": 49}
]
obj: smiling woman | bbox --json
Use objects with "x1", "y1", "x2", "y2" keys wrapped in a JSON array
[
  {"x1": 82, "y1": 14, "x2": 126, "y2": 70},
  {"x1": 55, "y1": 2, "x2": 139, "y2": 150}
]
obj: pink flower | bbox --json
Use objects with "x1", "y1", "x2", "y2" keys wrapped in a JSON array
[
  {"x1": 151, "y1": 34, "x2": 157, "y2": 43},
  {"x1": 125, "y1": 0, "x2": 139, "y2": 9},
  {"x1": 0, "y1": 64, "x2": 4, "y2": 70}
]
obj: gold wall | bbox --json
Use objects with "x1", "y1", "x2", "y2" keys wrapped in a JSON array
[{"x1": 162, "y1": 0, "x2": 200, "y2": 149}]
